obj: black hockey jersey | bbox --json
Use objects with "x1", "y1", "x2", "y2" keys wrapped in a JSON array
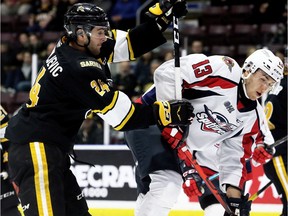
[
  {"x1": 5, "y1": 22, "x2": 166, "y2": 152},
  {"x1": 265, "y1": 74, "x2": 287, "y2": 156}
]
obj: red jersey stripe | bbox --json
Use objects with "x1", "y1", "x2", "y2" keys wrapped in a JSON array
[{"x1": 183, "y1": 76, "x2": 238, "y2": 89}]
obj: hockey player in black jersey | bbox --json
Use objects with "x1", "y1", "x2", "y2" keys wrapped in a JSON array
[
  {"x1": 264, "y1": 65, "x2": 287, "y2": 216},
  {"x1": 4, "y1": 2, "x2": 191, "y2": 216},
  {"x1": 0, "y1": 106, "x2": 23, "y2": 216}
]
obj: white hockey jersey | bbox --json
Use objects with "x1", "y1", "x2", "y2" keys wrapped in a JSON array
[{"x1": 154, "y1": 54, "x2": 274, "y2": 190}]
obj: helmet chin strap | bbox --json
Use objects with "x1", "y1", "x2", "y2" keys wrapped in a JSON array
[
  {"x1": 83, "y1": 36, "x2": 99, "y2": 58},
  {"x1": 75, "y1": 40, "x2": 90, "y2": 47},
  {"x1": 241, "y1": 72, "x2": 252, "y2": 99},
  {"x1": 84, "y1": 38, "x2": 91, "y2": 50}
]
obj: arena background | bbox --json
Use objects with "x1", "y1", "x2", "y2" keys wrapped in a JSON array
[{"x1": 1, "y1": 0, "x2": 286, "y2": 215}]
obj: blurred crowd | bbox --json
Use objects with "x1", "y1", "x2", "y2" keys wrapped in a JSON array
[{"x1": 1, "y1": 0, "x2": 287, "y2": 144}]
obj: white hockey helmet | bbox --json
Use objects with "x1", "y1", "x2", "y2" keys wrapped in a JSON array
[{"x1": 242, "y1": 48, "x2": 284, "y2": 82}]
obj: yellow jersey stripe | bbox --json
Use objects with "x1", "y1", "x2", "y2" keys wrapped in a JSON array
[
  {"x1": 3, "y1": 151, "x2": 8, "y2": 163},
  {"x1": 126, "y1": 31, "x2": 135, "y2": 60},
  {"x1": 30, "y1": 142, "x2": 53, "y2": 216},
  {"x1": 0, "y1": 138, "x2": 8, "y2": 142},
  {"x1": 0, "y1": 122, "x2": 8, "y2": 129},
  {"x1": 273, "y1": 156, "x2": 288, "y2": 199},
  {"x1": 108, "y1": 30, "x2": 117, "y2": 62},
  {"x1": 93, "y1": 91, "x2": 119, "y2": 114},
  {"x1": 114, "y1": 103, "x2": 135, "y2": 131}
]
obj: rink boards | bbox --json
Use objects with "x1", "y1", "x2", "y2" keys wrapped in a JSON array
[{"x1": 73, "y1": 145, "x2": 282, "y2": 216}]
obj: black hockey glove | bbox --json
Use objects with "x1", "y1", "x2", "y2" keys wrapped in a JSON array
[
  {"x1": 172, "y1": 0, "x2": 188, "y2": 18},
  {"x1": 224, "y1": 194, "x2": 252, "y2": 216},
  {"x1": 146, "y1": 0, "x2": 176, "y2": 18},
  {"x1": 147, "y1": 0, "x2": 188, "y2": 32},
  {"x1": 153, "y1": 100, "x2": 194, "y2": 127},
  {"x1": 98, "y1": 37, "x2": 116, "y2": 60}
]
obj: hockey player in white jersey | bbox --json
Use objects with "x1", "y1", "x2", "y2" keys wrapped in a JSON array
[
  {"x1": 125, "y1": 48, "x2": 283, "y2": 216},
  {"x1": 156, "y1": 48, "x2": 284, "y2": 215}
]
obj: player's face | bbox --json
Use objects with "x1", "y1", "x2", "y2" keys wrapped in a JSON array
[
  {"x1": 244, "y1": 70, "x2": 276, "y2": 100},
  {"x1": 88, "y1": 27, "x2": 108, "y2": 55}
]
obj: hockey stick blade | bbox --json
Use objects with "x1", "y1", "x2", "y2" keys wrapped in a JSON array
[
  {"x1": 178, "y1": 146, "x2": 235, "y2": 216},
  {"x1": 249, "y1": 181, "x2": 272, "y2": 201},
  {"x1": 271, "y1": 135, "x2": 287, "y2": 148}
]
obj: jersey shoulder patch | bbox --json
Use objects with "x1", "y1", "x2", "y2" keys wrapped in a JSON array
[
  {"x1": 79, "y1": 60, "x2": 102, "y2": 69},
  {"x1": 222, "y1": 56, "x2": 235, "y2": 72}
]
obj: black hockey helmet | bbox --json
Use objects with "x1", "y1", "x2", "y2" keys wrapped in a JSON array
[{"x1": 64, "y1": 3, "x2": 110, "y2": 39}]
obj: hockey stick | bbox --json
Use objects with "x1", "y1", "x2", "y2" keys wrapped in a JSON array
[
  {"x1": 173, "y1": 9, "x2": 190, "y2": 140},
  {"x1": 270, "y1": 135, "x2": 287, "y2": 148},
  {"x1": 172, "y1": 9, "x2": 234, "y2": 215},
  {"x1": 178, "y1": 145, "x2": 235, "y2": 215},
  {"x1": 201, "y1": 172, "x2": 219, "y2": 185},
  {"x1": 173, "y1": 15, "x2": 181, "y2": 100},
  {"x1": 188, "y1": 136, "x2": 286, "y2": 212},
  {"x1": 200, "y1": 172, "x2": 273, "y2": 203},
  {"x1": 249, "y1": 181, "x2": 273, "y2": 201},
  {"x1": 238, "y1": 136, "x2": 283, "y2": 202}
]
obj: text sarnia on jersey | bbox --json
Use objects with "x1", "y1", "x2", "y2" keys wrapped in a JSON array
[{"x1": 80, "y1": 60, "x2": 101, "y2": 69}]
